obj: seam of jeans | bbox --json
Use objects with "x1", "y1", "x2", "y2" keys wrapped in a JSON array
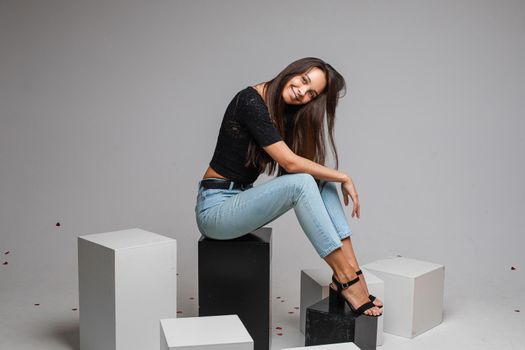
[
  {"x1": 320, "y1": 182, "x2": 352, "y2": 238},
  {"x1": 218, "y1": 174, "x2": 306, "y2": 218},
  {"x1": 298, "y1": 188, "x2": 328, "y2": 237},
  {"x1": 319, "y1": 242, "x2": 343, "y2": 258},
  {"x1": 329, "y1": 211, "x2": 353, "y2": 238},
  {"x1": 340, "y1": 232, "x2": 352, "y2": 239},
  {"x1": 199, "y1": 187, "x2": 247, "y2": 232},
  {"x1": 297, "y1": 185, "x2": 342, "y2": 255},
  {"x1": 197, "y1": 187, "x2": 241, "y2": 218},
  {"x1": 325, "y1": 207, "x2": 343, "y2": 233},
  {"x1": 199, "y1": 182, "x2": 301, "y2": 238},
  {"x1": 214, "y1": 184, "x2": 292, "y2": 221}
]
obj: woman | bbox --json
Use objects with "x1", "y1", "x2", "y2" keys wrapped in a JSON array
[{"x1": 195, "y1": 57, "x2": 383, "y2": 317}]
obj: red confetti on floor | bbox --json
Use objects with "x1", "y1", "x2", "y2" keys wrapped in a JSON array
[
  {"x1": 275, "y1": 326, "x2": 282, "y2": 330},
  {"x1": 177, "y1": 310, "x2": 182, "y2": 314},
  {"x1": 511, "y1": 266, "x2": 516, "y2": 270},
  {"x1": 189, "y1": 297, "x2": 195, "y2": 300},
  {"x1": 34, "y1": 303, "x2": 40, "y2": 306},
  {"x1": 2, "y1": 262, "x2": 7, "y2": 265},
  {"x1": 280, "y1": 300, "x2": 285, "y2": 302},
  {"x1": 276, "y1": 296, "x2": 281, "y2": 299},
  {"x1": 277, "y1": 333, "x2": 283, "y2": 336},
  {"x1": 515, "y1": 309, "x2": 520, "y2": 312},
  {"x1": 294, "y1": 306, "x2": 299, "y2": 309},
  {"x1": 72, "y1": 308, "x2": 78, "y2": 311},
  {"x1": 56, "y1": 222, "x2": 61, "y2": 227},
  {"x1": 288, "y1": 311, "x2": 294, "y2": 314},
  {"x1": 4, "y1": 251, "x2": 9, "y2": 255}
]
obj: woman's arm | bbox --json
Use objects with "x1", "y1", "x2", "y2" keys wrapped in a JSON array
[
  {"x1": 263, "y1": 140, "x2": 361, "y2": 218},
  {"x1": 263, "y1": 141, "x2": 349, "y2": 183}
]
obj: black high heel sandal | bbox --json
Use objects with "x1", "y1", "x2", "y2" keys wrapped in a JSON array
[
  {"x1": 356, "y1": 269, "x2": 383, "y2": 308},
  {"x1": 328, "y1": 274, "x2": 381, "y2": 317},
  {"x1": 329, "y1": 271, "x2": 383, "y2": 309}
]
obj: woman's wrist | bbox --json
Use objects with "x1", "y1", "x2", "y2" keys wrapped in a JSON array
[{"x1": 340, "y1": 173, "x2": 351, "y2": 184}]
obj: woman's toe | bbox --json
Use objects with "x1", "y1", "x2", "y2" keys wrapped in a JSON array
[{"x1": 367, "y1": 306, "x2": 380, "y2": 316}]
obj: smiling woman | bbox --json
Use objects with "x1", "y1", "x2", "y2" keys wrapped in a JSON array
[
  {"x1": 195, "y1": 57, "x2": 384, "y2": 317},
  {"x1": 282, "y1": 67, "x2": 326, "y2": 105}
]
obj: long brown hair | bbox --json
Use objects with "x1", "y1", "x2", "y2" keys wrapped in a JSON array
[{"x1": 245, "y1": 57, "x2": 346, "y2": 176}]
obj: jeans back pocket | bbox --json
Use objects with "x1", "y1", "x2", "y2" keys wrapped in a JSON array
[{"x1": 197, "y1": 188, "x2": 240, "y2": 214}]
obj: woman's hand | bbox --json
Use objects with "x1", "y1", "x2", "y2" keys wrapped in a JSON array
[{"x1": 341, "y1": 177, "x2": 361, "y2": 219}]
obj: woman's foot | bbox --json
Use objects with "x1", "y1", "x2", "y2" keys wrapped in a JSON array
[
  {"x1": 356, "y1": 269, "x2": 383, "y2": 308},
  {"x1": 331, "y1": 269, "x2": 383, "y2": 308},
  {"x1": 337, "y1": 238, "x2": 383, "y2": 308},
  {"x1": 330, "y1": 273, "x2": 382, "y2": 317}
]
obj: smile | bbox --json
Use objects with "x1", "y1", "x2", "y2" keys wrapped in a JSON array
[{"x1": 291, "y1": 86, "x2": 299, "y2": 101}]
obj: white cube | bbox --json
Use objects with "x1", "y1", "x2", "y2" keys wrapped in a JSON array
[
  {"x1": 282, "y1": 342, "x2": 360, "y2": 349},
  {"x1": 78, "y1": 228, "x2": 177, "y2": 350},
  {"x1": 363, "y1": 257, "x2": 444, "y2": 338},
  {"x1": 300, "y1": 268, "x2": 331, "y2": 334},
  {"x1": 300, "y1": 267, "x2": 384, "y2": 346},
  {"x1": 160, "y1": 314, "x2": 253, "y2": 350}
]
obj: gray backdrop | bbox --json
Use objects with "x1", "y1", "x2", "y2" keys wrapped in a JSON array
[{"x1": 1, "y1": 0, "x2": 524, "y2": 321}]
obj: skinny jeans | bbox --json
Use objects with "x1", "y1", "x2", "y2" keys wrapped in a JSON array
[{"x1": 194, "y1": 173, "x2": 352, "y2": 258}]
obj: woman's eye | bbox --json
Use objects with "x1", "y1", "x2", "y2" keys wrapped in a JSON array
[{"x1": 302, "y1": 76, "x2": 307, "y2": 83}]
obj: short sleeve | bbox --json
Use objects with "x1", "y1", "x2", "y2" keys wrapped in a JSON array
[{"x1": 236, "y1": 89, "x2": 283, "y2": 147}]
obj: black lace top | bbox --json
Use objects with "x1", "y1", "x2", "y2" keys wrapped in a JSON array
[{"x1": 209, "y1": 86, "x2": 284, "y2": 184}]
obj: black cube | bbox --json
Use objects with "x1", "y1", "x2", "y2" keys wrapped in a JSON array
[
  {"x1": 305, "y1": 296, "x2": 378, "y2": 350},
  {"x1": 198, "y1": 227, "x2": 272, "y2": 350}
]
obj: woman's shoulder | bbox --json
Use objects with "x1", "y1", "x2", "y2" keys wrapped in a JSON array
[
  {"x1": 236, "y1": 86, "x2": 264, "y2": 104},
  {"x1": 232, "y1": 86, "x2": 268, "y2": 114}
]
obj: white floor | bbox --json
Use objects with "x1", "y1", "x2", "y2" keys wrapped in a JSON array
[
  {"x1": 1, "y1": 273, "x2": 524, "y2": 350},
  {"x1": 269, "y1": 288, "x2": 525, "y2": 350}
]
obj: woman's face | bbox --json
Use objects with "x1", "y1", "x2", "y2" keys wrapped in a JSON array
[{"x1": 282, "y1": 67, "x2": 327, "y2": 105}]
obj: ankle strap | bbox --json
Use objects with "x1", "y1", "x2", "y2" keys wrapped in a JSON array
[
  {"x1": 356, "y1": 269, "x2": 363, "y2": 276},
  {"x1": 332, "y1": 274, "x2": 360, "y2": 290}
]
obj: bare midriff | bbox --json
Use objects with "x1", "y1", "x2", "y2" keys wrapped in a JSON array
[{"x1": 202, "y1": 166, "x2": 228, "y2": 180}]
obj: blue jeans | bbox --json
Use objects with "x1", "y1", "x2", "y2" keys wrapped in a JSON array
[{"x1": 194, "y1": 173, "x2": 352, "y2": 258}]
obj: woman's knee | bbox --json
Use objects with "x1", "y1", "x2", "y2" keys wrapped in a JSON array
[
  {"x1": 287, "y1": 173, "x2": 318, "y2": 195},
  {"x1": 320, "y1": 180, "x2": 337, "y2": 193}
]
